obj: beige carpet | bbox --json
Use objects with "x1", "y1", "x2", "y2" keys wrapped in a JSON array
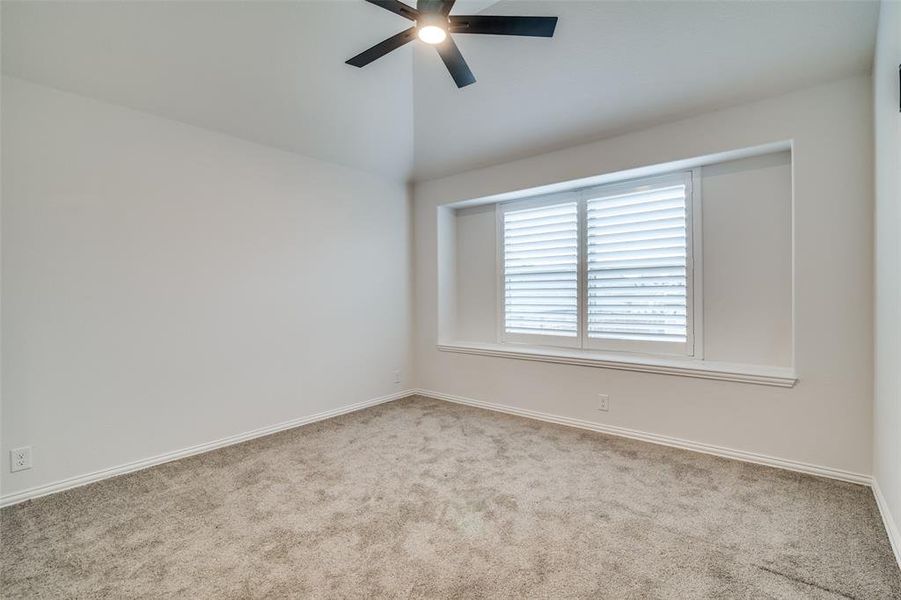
[{"x1": 2, "y1": 395, "x2": 899, "y2": 599}]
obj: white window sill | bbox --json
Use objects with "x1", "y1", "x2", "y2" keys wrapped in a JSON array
[{"x1": 436, "y1": 341, "x2": 797, "y2": 388}]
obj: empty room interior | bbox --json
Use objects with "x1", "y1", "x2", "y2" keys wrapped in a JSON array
[{"x1": 1, "y1": 0, "x2": 900, "y2": 597}]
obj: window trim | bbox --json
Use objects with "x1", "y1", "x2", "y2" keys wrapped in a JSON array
[
  {"x1": 436, "y1": 341, "x2": 796, "y2": 388},
  {"x1": 496, "y1": 169, "x2": 704, "y2": 360}
]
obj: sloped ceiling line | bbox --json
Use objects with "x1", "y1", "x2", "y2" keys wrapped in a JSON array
[{"x1": 1, "y1": 0, "x2": 879, "y2": 182}]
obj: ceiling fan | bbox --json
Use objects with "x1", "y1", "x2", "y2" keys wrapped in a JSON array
[{"x1": 346, "y1": 0, "x2": 558, "y2": 88}]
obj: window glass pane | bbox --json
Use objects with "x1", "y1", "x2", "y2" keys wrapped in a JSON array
[{"x1": 503, "y1": 202, "x2": 578, "y2": 337}]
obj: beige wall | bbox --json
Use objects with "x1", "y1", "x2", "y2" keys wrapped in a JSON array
[
  {"x1": 414, "y1": 76, "x2": 873, "y2": 476},
  {"x1": 1, "y1": 77, "x2": 412, "y2": 499},
  {"x1": 454, "y1": 203, "x2": 498, "y2": 344},
  {"x1": 873, "y1": 0, "x2": 901, "y2": 559},
  {"x1": 701, "y1": 153, "x2": 793, "y2": 367}
]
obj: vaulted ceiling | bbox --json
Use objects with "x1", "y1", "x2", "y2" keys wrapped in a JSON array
[
  {"x1": 2, "y1": 1, "x2": 880, "y2": 182},
  {"x1": 412, "y1": 0, "x2": 880, "y2": 180},
  {"x1": 1, "y1": 0, "x2": 425, "y2": 179}
]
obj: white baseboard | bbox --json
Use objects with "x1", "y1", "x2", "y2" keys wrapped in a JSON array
[
  {"x1": 414, "y1": 388, "x2": 872, "y2": 486},
  {"x1": 872, "y1": 479, "x2": 901, "y2": 570},
  {"x1": 0, "y1": 387, "x2": 878, "y2": 512},
  {"x1": 0, "y1": 389, "x2": 416, "y2": 508},
  {"x1": 4, "y1": 385, "x2": 896, "y2": 572}
]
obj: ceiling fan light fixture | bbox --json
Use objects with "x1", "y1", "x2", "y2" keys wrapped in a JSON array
[
  {"x1": 417, "y1": 15, "x2": 448, "y2": 44},
  {"x1": 418, "y1": 24, "x2": 447, "y2": 44},
  {"x1": 346, "y1": 1, "x2": 559, "y2": 88}
]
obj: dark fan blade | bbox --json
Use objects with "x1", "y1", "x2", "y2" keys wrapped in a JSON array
[
  {"x1": 346, "y1": 27, "x2": 417, "y2": 67},
  {"x1": 449, "y1": 15, "x2": 558, "y2": 37},
  {"x1": 435, "y1": 36, "x2": 475, "y2": 88},
  {"x1": 438, "y1": 0, "x2": 456, "y2": 16},
  {"x1": 417, "y1": 0, "x2": 455, "y2": 14},
  {"x1": 364, "y1": 0, "x2": 418, "y2": 21}
]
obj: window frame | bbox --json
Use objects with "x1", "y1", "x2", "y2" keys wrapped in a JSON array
[
  {"x1": 496, "y1": 169, "x2": 703, "y2": 359},
  {"x1": 496, "y1": 190, "x2": 583, "y2": 349}
]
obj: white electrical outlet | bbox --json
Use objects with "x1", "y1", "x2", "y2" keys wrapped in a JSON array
[
  {"x1": 597, "y1": 394, "x2": 610, "y2": 412},
  {"x1": 393, "y1": 369, "x2": 402, "y2": 384},
  {"x1": 10, "y1": 447, "x2": 32, "y2": 472}
]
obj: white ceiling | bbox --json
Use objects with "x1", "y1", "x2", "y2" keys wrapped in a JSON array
[
  {"x1": 2, "y1": 1, "x2": 879, "y2": 183},
  {"x1": 1, "y1": 0, "x2": 416, "y2": 179},
  {"x1": 412, "y1": 0, "x2": 880, "y2": 179}
]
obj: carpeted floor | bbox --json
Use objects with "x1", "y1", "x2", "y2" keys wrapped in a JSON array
[{"x1": 2, "y1": 396, "x2": 899, "y2": 599}]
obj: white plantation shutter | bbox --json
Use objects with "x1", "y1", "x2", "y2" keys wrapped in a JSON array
[
  {"x1": 585, "y1": 178, "x2": 690, "y2": 346},
  {"x1": 502, "y1": 201, "x2": 579, "y2": 340}
]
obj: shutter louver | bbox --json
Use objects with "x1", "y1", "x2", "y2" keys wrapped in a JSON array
[
  {"x1": 586, "y1": 183, "x2": 688, "y2": 344},
  {"x1": 503, "y1": 202, "x2": 578, "y2": 337}
]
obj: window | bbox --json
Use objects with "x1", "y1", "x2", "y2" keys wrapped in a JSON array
[
  {"x1": 501, "y1": 196, "x2": 579, "y2": 346},
  {"x1": 498, "y1": 172, "x2": 699, "y2": 357}
]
